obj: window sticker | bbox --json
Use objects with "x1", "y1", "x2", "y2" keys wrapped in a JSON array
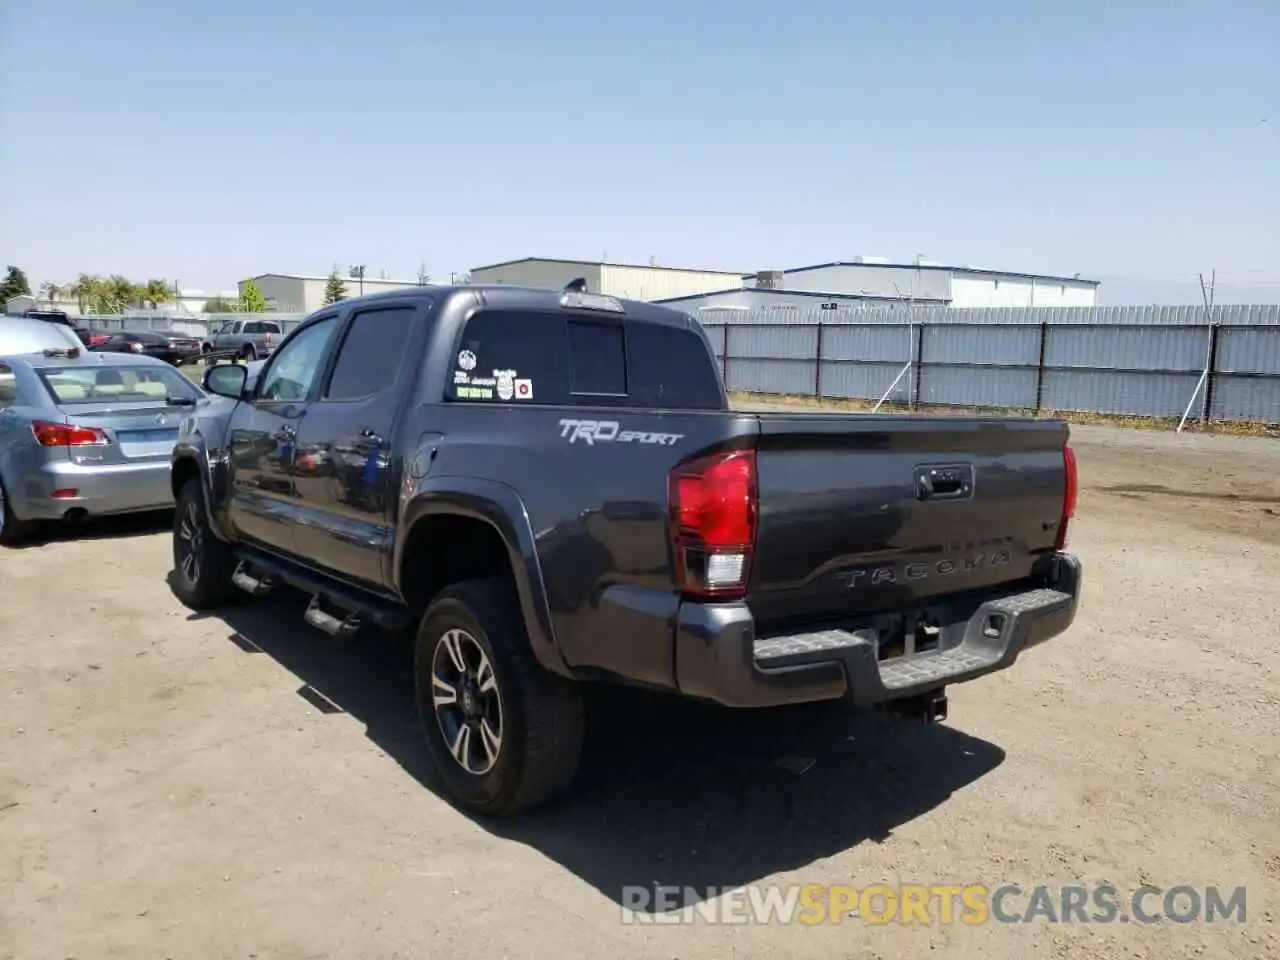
[
  {"x1": 514, "y1": 378, "x2": 533, "y2": 400},
  {"x1": 457, "y1": 349, "x2": 477, "y2": 371}
]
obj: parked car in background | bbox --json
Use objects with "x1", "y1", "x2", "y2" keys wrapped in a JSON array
[
  {"x1": 0, "y1": 315, "x2": 86, "y2": 354},
  {"x1": 90, "y1": 330, "x2": 203, "y2": 365},
  {"x1": 0, "y1": 348, "x2": 208, "y2": 545},
  {"x1": 202, "y1": 319, "x2": 282, "y2": 362}
]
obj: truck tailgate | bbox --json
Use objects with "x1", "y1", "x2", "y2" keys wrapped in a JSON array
[{"x1": 747, "y1": 414, "x2": 1069, "y2": 627}]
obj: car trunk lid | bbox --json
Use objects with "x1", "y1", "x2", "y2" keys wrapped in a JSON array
[{"x1": 58, "y1": 401, "x2": 186, "y2": 462}]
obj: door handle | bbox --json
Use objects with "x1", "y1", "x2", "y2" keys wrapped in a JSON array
[{"x1": 360, "y1": 428, "x2": 383, "y2": 444}]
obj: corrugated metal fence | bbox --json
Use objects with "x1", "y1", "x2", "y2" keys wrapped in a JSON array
[{"x1": 699, "y1": 304, "x2": 1280, "y2": 423}]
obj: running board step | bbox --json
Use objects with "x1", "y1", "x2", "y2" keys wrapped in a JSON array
[
  {"x1": 231, "y1": 562, "x2": 276, "y2": 597},
  {"x1": 304, "y1": 596, "x2": 362, "y2": 638}
]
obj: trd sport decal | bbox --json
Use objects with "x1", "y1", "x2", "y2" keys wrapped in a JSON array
[{"x1": 558, "y1": 419, "x2": 683, "y2": 446}]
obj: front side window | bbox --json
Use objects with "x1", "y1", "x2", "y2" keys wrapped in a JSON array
[{"x1": 256, "y1": 317, "x2": 338, "y2": 402}]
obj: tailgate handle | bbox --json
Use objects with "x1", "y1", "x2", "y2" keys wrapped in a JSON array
[{"x1": 916, "y1": 464, "x2": 973, "y2": 501}]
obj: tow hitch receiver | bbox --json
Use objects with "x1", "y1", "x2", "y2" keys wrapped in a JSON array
[{"x1": 883, "y1": 688, "x2": 949, "y2": 724}]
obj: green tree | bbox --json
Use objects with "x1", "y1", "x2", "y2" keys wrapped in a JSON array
[
  {"x1": 323, "y1": 268, "x2": 348, "y2": 304},
  {"x1": 142, "y1": 278, "x2": 174, "y2": 308},
  {"x1": 0, "y1": 265, "x2": 32, "y2": 306},
  {"x1": 238, "y1": 279, "x2": 269, "y2": 312},
  {"x1": 39, "y1": 280, "x2": 65, "y2": 305}
]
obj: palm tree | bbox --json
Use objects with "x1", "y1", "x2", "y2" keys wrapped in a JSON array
[
  {"x1": 39, "y1": 281, "x2": 64, "y2": 306},
  {"x1": 105, "y1": 275, "x2": 137, "y2": 313},
  {"x1": 69, "y1": 274, "x2": 96, "y2": 313},
  {"x1": 142, "y1": 279, "x2": 173, "y2": 308}
]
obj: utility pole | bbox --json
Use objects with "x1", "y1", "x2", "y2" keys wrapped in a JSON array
[{"x1": 349, "y1": 264, "x2": 366, "y2": 296}]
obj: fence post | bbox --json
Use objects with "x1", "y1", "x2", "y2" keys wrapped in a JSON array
[
  {"x1": 911, "y1": 320, "x2": 925, "y2": 408},
  {"x1": 722, "y1": 324, "x2": 733, "y2": 391},
  {"x1": 814, "y1": 318, "x2": 825, "y2": 398},
  {"x1": 1201, "y1": 323, "x2": 1221, "y2": 424},
  {"x1": 1034, "y1": 321, "x2": 1049, "y2": 412}
]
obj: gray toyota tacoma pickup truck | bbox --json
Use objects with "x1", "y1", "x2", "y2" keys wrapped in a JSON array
[{"x1": 169, "y1": 281, "x2": 1082, "y2": 817}]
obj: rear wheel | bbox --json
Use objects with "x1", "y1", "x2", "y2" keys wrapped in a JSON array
[
  {"x1": 171, "y1": 477, "x2": 241, "y2": 609},
  {"x1": 0, "y1": 476, "x2": 39, "y2": 547},
  {"x1": 240, "y1": 345, "x2": 256, "y2": 362},
  {"x1": 415, "y1": 578, "x2": 584, "y2": 817}
]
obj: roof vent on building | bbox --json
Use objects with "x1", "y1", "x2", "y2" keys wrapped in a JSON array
[{"x1": 756, "y1": 270, "x2": 785, "y2": 290}]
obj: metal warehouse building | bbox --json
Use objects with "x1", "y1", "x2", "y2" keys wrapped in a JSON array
[
  {"x1": 659, "y1": 257, "x2": 1100, "y2": 313},
  {"x1": 467, "y1": 257, "x2": 745, "y2": 302},
  {"x1": 239, "y1": 273, "x2": 427, "y2": 314}
]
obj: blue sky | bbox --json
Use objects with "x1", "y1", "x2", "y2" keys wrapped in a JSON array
[{"x1": 2, "y1": 0, "x2": 1277, "y2": 304}]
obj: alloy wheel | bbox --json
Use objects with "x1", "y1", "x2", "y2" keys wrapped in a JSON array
[
  {"x1": 177, "y1": 499, "x2": 203, "y2": 584},
  {"x1": 430, "y1": 628, "x2": 504, "y2": 775}
]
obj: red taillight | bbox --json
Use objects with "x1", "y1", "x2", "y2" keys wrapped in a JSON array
[
  {"x1": 31, "y1": 421, "x2": 111, "y2": 447},
  {"x1": 668, "y1": 449, "x2": 757, "y2": 599},
  {"x1": 1056, "y1": 443, "x2": 1078, "y2": 550}
]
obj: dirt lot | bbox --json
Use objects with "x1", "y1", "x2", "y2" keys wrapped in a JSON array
[{"x1": 1, "y1": 415, "x2": 1278, "y2": 959}]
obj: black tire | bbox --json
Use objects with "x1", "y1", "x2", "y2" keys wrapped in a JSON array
[
  {"x1": 171, "y1": 477, "x2": 242, "y2": 610},
  {"x1": 415, "y1": 577, "x2": 584, "y2": 817},
  {"x1": 240, "y1": 345, "x2": 256, "y2": 362},
  {"x1": 0, "y1": 475, "x2": 40, "y2": 547}
]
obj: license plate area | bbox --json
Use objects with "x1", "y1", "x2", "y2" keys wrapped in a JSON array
[{"x1": 120, "y1": 428, "x2": 179, "y2": 443}]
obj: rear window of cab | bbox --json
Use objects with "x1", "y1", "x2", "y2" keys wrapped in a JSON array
[{"x1": 447, "y1": 309, "x2": 723, "y2": 410}]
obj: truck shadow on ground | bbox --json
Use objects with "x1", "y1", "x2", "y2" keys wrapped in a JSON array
[{"x1": 187, "y1": 584, "x2": 1006, "y2": 911}]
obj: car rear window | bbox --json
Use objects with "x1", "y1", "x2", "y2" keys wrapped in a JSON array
[
  {"x1": 36, "y1": 365, "x2": 201, "y2": 405},
  {"x1": 244, "y1": 321, "x2": 280, "y2": 334},
  {"x1": 448, "y1": 309, "x2": 723, "y2": 409}
]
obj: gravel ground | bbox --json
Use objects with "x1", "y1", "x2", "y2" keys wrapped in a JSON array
[{"x1": 1, "y1": 415, "x2": 1277, "y2": 959}]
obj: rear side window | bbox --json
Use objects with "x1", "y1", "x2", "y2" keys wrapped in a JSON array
[
  {"x1": 323, "y1": 306, "x2": 417, "y2": 401},
  {"x1": 244, "y1": 321, "x2": 280, "y2": 334},
  {"x1": 0, "y1": 363, "x2": 15, "y2": 406},
  {"x1": 450, "y1": 310, "x2": 570, "y2": 404},
  {"x1": 626, "y1": 322, "x2": 724, "y2": 409}
]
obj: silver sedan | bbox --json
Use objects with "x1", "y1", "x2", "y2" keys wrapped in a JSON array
[{"x1": 0, "y1": 343, "x2": 208, "y2": 545}]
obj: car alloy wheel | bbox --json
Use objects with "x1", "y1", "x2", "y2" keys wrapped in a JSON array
[
  {"x1": 176, "y1": 497, "x2": 203, "y2": 585},
  {"x1": 430, "y1": 628, "x2": 504, "y2": 775}
]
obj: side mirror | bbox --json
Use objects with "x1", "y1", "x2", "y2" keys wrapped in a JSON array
[{"x1": 203, "y1": 363, "x2": 249, "y2": 400}]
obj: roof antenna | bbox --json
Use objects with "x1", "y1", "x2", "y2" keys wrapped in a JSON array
[{"x1": 564, "y1": 277, "x2": 588, "y2": 293}]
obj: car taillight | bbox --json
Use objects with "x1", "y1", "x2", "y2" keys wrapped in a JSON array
[
  {"x1": 31, "y1": 420, "x2": 111, "y2": 447},
  {"x1": 668, "y1": 449, "x2": 757, "y2": 599},
  {"x1": 1055, "y1": 443, "x2": 1078, "y2": 550}
]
